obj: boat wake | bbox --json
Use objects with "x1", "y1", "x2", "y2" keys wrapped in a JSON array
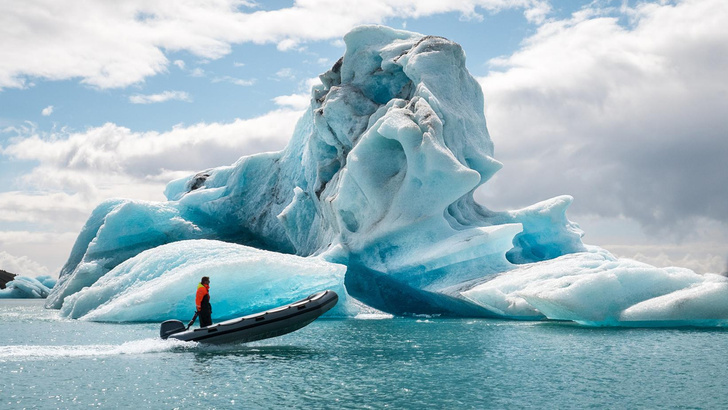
[{"x1": 0, "y1": 338, "x2": 195, "y2": 360}]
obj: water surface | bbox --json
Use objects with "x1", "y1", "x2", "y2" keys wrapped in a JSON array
[{"x1": 2, "y1": 299, "x2": 727, "y2": 408}]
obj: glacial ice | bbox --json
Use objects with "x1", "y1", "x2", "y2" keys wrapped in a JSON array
[
  {"x1": 0, "y1": 275, "x2": 56, "y2": 299},
  {"x1": 462, "y1": 246, "x2": 728, "y2": 326},
  {"x1": 61, "y1": 240, "x2": 353, "y2": 321},
  {"x1": 45, "y1": 25, "x2": 728, "y2": 327}
]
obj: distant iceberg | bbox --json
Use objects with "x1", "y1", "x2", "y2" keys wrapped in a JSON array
[
  {"x1": 0, "y1": 275, "x2": 56, "y2": 299},
  {"x1": 47, "y1": 26, "x2": 727, "y2": 327}
]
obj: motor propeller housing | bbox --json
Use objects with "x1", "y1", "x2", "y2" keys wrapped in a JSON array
[{"x1": 160, "y1": 319, "x2": 186, "y2": 339}]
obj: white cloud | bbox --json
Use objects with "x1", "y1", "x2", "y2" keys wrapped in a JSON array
[
  {"x1": 277, "y1": 38, "x2": 302, "y2": 52},
  {"x1": 612, "y1": 246, "x2": 727, "y2": 275},
  {"x1": 1, "y1": 108, "x2": 304, "y2": 274},
  {"x1": 0, "y1": 232, "x2": 79, "y2": 277},
  {"x1": 212, "y1": 76, "x2": 256, "y2": 86},
  {"x1": 3, "y1": 109, "x2": 302, "y2": 193},
  {"x1": 523, "y1": 0, "x2": 550, "y2": 23},
  {"x1": 173, "y1": 60, "x2": 186, "y2": 69},
  {"x1": 190, "y1": 68, "x2": 205, "y2": 77},
  {"x1": 273, "y1": 93, "x2": 310, "y2": 110},
  {"x1": 306, "y1": 76, "x2": 323, "y2": 89},
  {"x1": 41, "y1": 105, "x2": 53, "y2": 116},
  {"x1": 476, "y1": 0, "x2": 728, "y2": 238},
  {"x1": 273, "y1": 76, "x2": 322, "y2": 109},
  {"x1": 0, "y1": 250, "x2": 50, "y2": 277},
  {"x1": 0, "y1": 191, "x2": 92, "y2": 227},
  {"x1": 129, "y1": 90, "x2": 192, "y2": 104},
  {"x1": 0, "y1": 0, "x2": 549, "y2": 90},
  {"x1": 574, "y1": 215, "x2": 728, "y2": 274},
  {"x1": 275, "y1": 68, "x2": 296, "y2": 80}
]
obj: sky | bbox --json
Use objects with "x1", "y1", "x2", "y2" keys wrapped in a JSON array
[{"x1": 0, "y1": 0, "x2": 726, "y2": 278}]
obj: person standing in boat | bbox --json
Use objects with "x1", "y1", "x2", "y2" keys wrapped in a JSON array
[{"x1": 196, "y1": 276, "x2": 212, "y2": 327}]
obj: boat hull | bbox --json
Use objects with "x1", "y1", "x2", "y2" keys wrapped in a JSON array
[{"x1": 161, "y1": 290, "x2": 338, "y2": 344}]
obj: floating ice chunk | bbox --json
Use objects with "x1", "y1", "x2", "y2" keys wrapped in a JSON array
[
  {"x1": 60, "y1": 240, "x2": 354, "y2": 322},
  {"x1": 462, "y1": 246, "x2": 728, "y2": 326},
  {"x1": 0, "y1": 276, "x2": 54, "y2": 298},
  {"x1": 619, "y1": 275, "x2": 728, "y2": 327}
]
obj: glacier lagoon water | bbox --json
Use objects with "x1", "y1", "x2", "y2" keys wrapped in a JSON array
[{"x1": 3, "y1": 300, "x2": 728, "y2": 409}]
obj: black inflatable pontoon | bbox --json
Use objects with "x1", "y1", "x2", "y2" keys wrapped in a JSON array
[{"x1": 160, "y1": 290, "x2": 338, "y2": 344}]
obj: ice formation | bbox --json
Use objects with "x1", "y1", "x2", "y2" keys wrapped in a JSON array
[
  {"x1": 0, "y1": 275, "x2": 56, "y2": 299},
  {"x1": 46, "y1": 26, "x2": 727, "y2": 327},
  {"x1": 462, "y1": 246, "x2": 728, "y2": 326},
  {"x1": 60, "y1": 240, "x2": 353, "y2": 322}
]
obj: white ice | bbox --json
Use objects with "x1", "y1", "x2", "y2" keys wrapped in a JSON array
[
  {"x1": 462, "y1": 246, "x2": 728, "y2": 326},
  {"x1": 0, "y1": 275, "x2": 56, "y2": 299},
  {"x1": 45, "y1": 25, "x2": 727, "y2": 327}
]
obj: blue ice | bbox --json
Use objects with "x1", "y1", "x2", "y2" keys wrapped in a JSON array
[
  {"x1": 45, "y1": 26, "x2": 728, "y2": 327},
  {"x1": 60, "y1": 240, "x2": 354, "y2": 321},
  {"x1": 1, "y1": 276, "x2": 56, "y2": 299}
]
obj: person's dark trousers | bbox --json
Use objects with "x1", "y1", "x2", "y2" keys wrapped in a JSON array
[{"x1": 199, "y1": 309, "x2": 212, "y2": 327}]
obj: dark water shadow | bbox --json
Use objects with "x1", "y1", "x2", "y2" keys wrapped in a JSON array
[{"x1": 532, "y1": 319, "x2": 728, "y2": 334}]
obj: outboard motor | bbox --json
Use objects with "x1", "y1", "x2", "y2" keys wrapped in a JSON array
[{"x1": 160, "y1": 320, "x2": 186, "y2": 339}]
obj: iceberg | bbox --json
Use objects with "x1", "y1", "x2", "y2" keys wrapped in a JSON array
[
  {"x1": 60, "y1": 240, "x2": 353, "y2": 322},
  {"x1": 462, "y1": 246, "x2": 728, "y2": 326},
  {"x1": 0, "y1": 275, "x2": 56, "y2": 299},
  {"x1": 45, "y1": 25, "x2": 728, "y2": 327}
]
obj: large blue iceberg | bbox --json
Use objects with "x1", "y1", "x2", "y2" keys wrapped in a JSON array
[{"x1": 46, "y1": 26, "x2": 728, "y2": 327}]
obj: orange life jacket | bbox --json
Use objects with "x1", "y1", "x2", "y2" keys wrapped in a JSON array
[{"x1": 196, "y1": 283, "x2": 209, "y2": 311}]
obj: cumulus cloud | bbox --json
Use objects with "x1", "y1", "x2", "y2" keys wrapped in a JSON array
[
  {"x1": 273, "y1": 93, "x2": 310, "y2": 110},
  {"x1": 272, "y1": 76, "x2": 323, "y2": 110},
  {"x1": 476, "y1": 0, "x2": 728, "y2": 237},
  {"x1": 574, "y1": 214, "x2": 728, "y2": 274},
  {"x1": 0, "y1": 0, "x2": 548, "y2": 90},
  {"x1": 129, "y1": 90, "x2": 192, "y2": 104},
  {"x1": 41, "y1": 105, "x2": 53, "y2": 116},
  {"x1": 0, "y1": 191, "x2": 91, "y2": 227},
  {"x1": 1, "y1": 108, "x2": 304, "y2": 273},
  {"x1": 0, "y1": 250, "x2": 50, "y2": 277},
  {"x1": 0, "y1": 232, "x2": 79, "y2": 277},
  {"x1": 3, "y1": 110, "x2": 301, "y2": 186}
]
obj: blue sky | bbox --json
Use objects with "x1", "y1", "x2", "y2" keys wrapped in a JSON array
[
  {"x1": 1, "y1": 0, "x2": 727, "y2": 276},
  {"x1": 0, "y1": 6, "x2": 541, "y2": 134}
]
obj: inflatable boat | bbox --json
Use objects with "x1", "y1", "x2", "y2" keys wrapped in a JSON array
[{"x1": 160, "y1": 290, "x2": 338, "y2": 344}]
